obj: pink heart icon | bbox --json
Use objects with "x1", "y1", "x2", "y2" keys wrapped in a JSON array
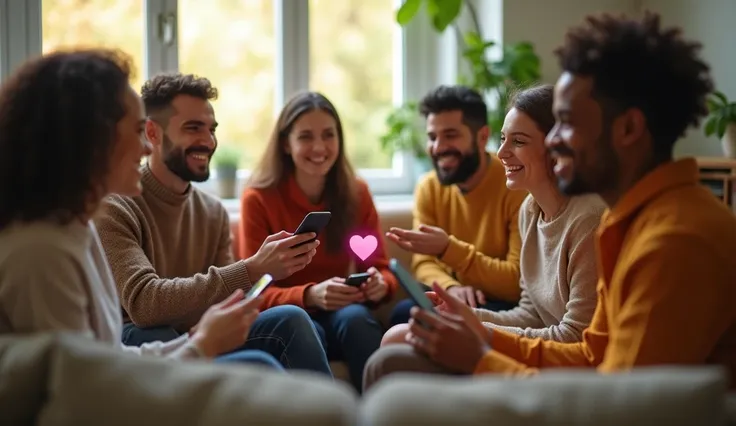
[{"x1": 349, "y1": 235, "x2": 378, "y2": 261}]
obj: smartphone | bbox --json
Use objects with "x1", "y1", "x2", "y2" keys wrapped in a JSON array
[
  {"x1": 292, "y1": 211, "x2": 332, "y2": 248},
  {"x1": 388, "y1": 258, "x2": 435, "y2": 312},
  {"x1": 245, "y1": 274, "x2": 273, "y2": 300},
  {"x1": 346, "y1": 272, "x2": 371, "y2": 287}
]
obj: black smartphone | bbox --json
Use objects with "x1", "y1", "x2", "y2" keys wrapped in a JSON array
[
  {"x1": 346, "y1": 272, "x2": 371, "y2": 287},
  {"x1": 245, "y1": 274, "x2": 273, "y2": 300},
  {"x1": 292, "y1": 211, "x2": 331, "y2": 248},
  {"x1": 388, "y1": 258, "x2": 435, "y2": 312}
]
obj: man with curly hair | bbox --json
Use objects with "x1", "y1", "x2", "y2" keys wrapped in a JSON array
[
  {"x1": 94, "y1": 72, "x2": 333, "y2": 376},
  {"x1": 364, "y1": 11, "x2": 736, "y2": 390}
]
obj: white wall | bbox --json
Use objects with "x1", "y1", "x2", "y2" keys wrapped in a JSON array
[
  {"x1": 481, "y1": 0, "x2": 735, "y2": 158},
  {"x1": 642, "y1": 0, "x2": 736, "y2": 157},
  {"x1": 500, "y1": 0, "x2": 638, "y2": 84}
]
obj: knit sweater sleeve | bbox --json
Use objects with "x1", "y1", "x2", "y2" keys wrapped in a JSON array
[
  {"x1": 473, "y1": 196, "x2": 544, "y2": 329},
  {"x1": 0, "y1": 243, "x2": 96, "y2": 338},
  {"x1": 95, "y1": 196, "x2": 252, "y2": 328}
]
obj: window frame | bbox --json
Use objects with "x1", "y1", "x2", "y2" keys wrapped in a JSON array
[{"x1": 4, "y1": 0, "x2": 457, "y2": 198}]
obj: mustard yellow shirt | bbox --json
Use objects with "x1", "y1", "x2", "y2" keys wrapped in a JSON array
[
  {"x1": 474, "y1": 158, "x2": 736, "y2": 388},
  {"x1": 412, "y1": 154, "x2": 528, "y2": 302}
]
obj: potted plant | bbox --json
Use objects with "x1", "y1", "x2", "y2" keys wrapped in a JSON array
[
  {"x1": 212, "y1": 145, "x2": 242, "y2": 199},
  {"x1": 379, "y1": 102, "x2": 432, "y2": 179},
  {"x1": 704, "y1": 90, "x2": 736, "y2": 158},
  {"x1": 381, "y1": 0, "x2": 541, "y2": 163}
]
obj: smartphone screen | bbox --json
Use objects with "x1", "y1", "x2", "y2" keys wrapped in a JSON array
[
  {"x1": 388, "y1": 259, "x2": 435, "y2": 312},
  {"x1": 245, "y1": 274, "x2": 273, "y2": 300}
]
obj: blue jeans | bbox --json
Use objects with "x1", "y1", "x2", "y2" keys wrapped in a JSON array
[
  {"x1": 122, "y1": 305, "x2": 332, "y2": 376},
  {"x1": 310, "y1": 303, "x2": 383, "y2": 392},
  {"x1": 389, "y1": 284, "x2": 518, "y2": 326}
]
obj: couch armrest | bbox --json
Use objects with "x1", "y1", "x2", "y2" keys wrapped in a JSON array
[
  {"x1": 2, "y1": 333, "x2": 358, "y2": 426},
  {"x1": 360, "y1": 367, "x2": 729, "y2": 426}
]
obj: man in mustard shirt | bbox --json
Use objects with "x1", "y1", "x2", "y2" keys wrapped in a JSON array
[
  {"x1": 365, "y1": 11, "x2": 736, "y2": 391},
  {"x1": 386, "y1": 85, "x2": 527, "y2": 325}
]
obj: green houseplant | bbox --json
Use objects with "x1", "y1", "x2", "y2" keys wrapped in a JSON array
[
  {"x1": 212, "y1": 145, "x2": 242, "y2": 199},
  {"x1": 380, "y1": 0, "x2": 541, "y2": 175},
  {"x1": 704, "y1": 90, "x2": 736, "y2": 158}
]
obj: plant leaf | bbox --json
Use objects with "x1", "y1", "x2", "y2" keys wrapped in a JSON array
[
  {"x1": 713, "y1": 90, "x2": 728, "y2": 106},
  {"x1": 717, "y1": 116, "x2": 728, "y2": 139},
  {"x1": 704, "y1": 116, "x2": 717, "y2": 137},
  {"x1": 396, "y1": 0, "x2": 422, "y2": 26},
  {"x1": 427, "y1": 0, "x2": 462, "y2": 32}
]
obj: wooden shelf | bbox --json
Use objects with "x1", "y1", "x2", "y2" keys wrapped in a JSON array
[{"x1": 696, "y1": 157, "x2": 736, "y2": 209}]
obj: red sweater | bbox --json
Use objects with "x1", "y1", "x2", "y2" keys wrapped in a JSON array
[{"x1": 238, "y1": 175, "x2": 398, "y2": 310}]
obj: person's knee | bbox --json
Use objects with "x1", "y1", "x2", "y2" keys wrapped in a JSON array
[
  {"x1": 333, "y1": 304, "x2": 380, "y2": 333},
  {"x1": 264, "y1": 304, "x2": 313, "y2": 331},
  {"x1": 363, "y1": 344, "x2": 420, "y2": 392},
  {"x1": 381, "y1": 324, "x2": 409, "y2": 346}
]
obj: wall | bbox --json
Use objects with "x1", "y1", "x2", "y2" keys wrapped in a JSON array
[
  {"x1": 491, "y1": 0, "x2": 736, "y2": 158},
  {"x1": 641, "y1": 0, "x2": 736, "y2": 158}
]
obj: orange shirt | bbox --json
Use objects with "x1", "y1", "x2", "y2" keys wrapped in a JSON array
[
  {"x1": 474, "y1": 159, "x2": 736, "y2": 387},
  {"x1": 238, "y1": 175, "x2": 398, "y2": 310}
]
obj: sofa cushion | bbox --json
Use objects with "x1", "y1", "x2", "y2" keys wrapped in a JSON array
[
  {"x1": 360, "y1": 367, "x2": 730, "y2": 426},
  {"x1": 0, "y1": 333, "x2": 358, "y2": 426}
]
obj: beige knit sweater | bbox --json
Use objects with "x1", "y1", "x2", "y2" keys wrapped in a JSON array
[
  {"x1": 0, "y1": 220, "x2": 200, "y2": 359},
  {"x1": 474, "y1": 194, "x2": 606, "y2": 342}
]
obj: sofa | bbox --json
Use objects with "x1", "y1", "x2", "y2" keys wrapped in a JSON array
[{"x1": 2, "y1": 332, "x2": 734, "y2": 426}]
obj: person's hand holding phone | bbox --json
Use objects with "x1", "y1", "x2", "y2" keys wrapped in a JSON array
[
  {"x1": 305, "y1": 277, "x2": 365, "y2": 311},
  {"x1": 405, "y1": 283, "x2": 491, "y2": 373},
  {"x1": 360, "y1": 266, "x2": 388, "y2": 302},
  {"x1": 246, "y1": 230, "x2": 320, "y2": 280},
  {"x1": 190, "y1": 289, "x2": 261, "y2": 358}
]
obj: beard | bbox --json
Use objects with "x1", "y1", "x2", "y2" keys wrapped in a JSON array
[
  {"x1": 432, "y1": 140, "x2": 482, "y2": 186},
  {"x1": 552, "y1": 134, "x2": 618, "y2": 197},
  {"x1": 162, "y1": 134, "x2": 214, "y2": 183}
]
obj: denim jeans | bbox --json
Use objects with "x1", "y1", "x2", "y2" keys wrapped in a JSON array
[
  {"x1": 388, "y1": 284, "x2": 518, "y2": 326},
  {"x1": 310, "y1": 303, "x2": 384, "y2": 392},
  {"x1": 122, "y1": 305, "x2": 332, "y2": 376}
]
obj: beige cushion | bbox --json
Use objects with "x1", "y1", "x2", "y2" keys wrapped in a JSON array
[
  {"x1": 1, "y1": 333, "x2": 358, "y2": 426},
  {"x1": 360, "y1": 367, "x2": 730, "y2": 426}
]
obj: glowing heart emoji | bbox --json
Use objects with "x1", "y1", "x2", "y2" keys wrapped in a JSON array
[{"x1": 349, "y1": 235, "x2": 378, "y2": 261}]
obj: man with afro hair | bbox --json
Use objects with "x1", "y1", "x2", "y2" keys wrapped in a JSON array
[{"x1": 365, "y1": 11, "x2": 736, "y2": 390}]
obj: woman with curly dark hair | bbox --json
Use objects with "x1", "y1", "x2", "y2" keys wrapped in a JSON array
[{"x1": 0, "y1": 49, "x2": 283, "y2": 366}]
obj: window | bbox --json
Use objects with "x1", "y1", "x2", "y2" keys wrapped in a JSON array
[
  {"x1": 309, "y1": 0, "x2": 395, "y2": 170},
  {"x1": 41, "y1": 0, "x2": 145, "y2": 91},
  {"x1": 178, "y1": 0, "x2": 275, "y2": 169},
  {"x1": 7, "y1": 0, "x2": 439, "y2": 197}
]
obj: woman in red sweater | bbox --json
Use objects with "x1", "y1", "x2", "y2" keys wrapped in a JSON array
[{"x1": 238, "y1": 91, "x2": 397, "y2": 391}]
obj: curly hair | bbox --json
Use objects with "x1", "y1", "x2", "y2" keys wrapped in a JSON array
[
  {"x1": 419, "y1": 85, "x2": 488, "y2": 132},
  {"x1": 554, "y1": 11, "x2": 713, "y2": 158},
  {"x1": 140, "y1": 72, "x2": 218, "y2": 121},
  {"x1": 0, "y1": 48, "x2": 134, "y2": 229}
]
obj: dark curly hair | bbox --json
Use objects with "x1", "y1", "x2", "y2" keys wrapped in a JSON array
[
  {"x1": 0, "y1": 48, "x2": 134, "y2": 229},
  {"x1": 554, "y1": 11, "x2": 713, "y2": 158},
  {"x1": 419, "y1": 85, "x2": 488, "y2": 133},
  {"x1": 140, "y1": 72, "x2": 218, "y2": 122}
]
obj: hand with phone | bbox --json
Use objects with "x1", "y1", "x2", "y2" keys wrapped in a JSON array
[
  {"x1": 360, "y1": 267, "x2": 388, "y2": 302},
  {"x1": 189, "y1": 289, "x2": 261, "y2": 358},
  {"x1": 304, "y1": 277, "x2": 365, "y2": 311},
  {"x1": 406, "y1": 282, "x2": 491, "y2": 373},
  {"x1": 244, "y1": 230, "x2": 320, "y2": 280}
]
